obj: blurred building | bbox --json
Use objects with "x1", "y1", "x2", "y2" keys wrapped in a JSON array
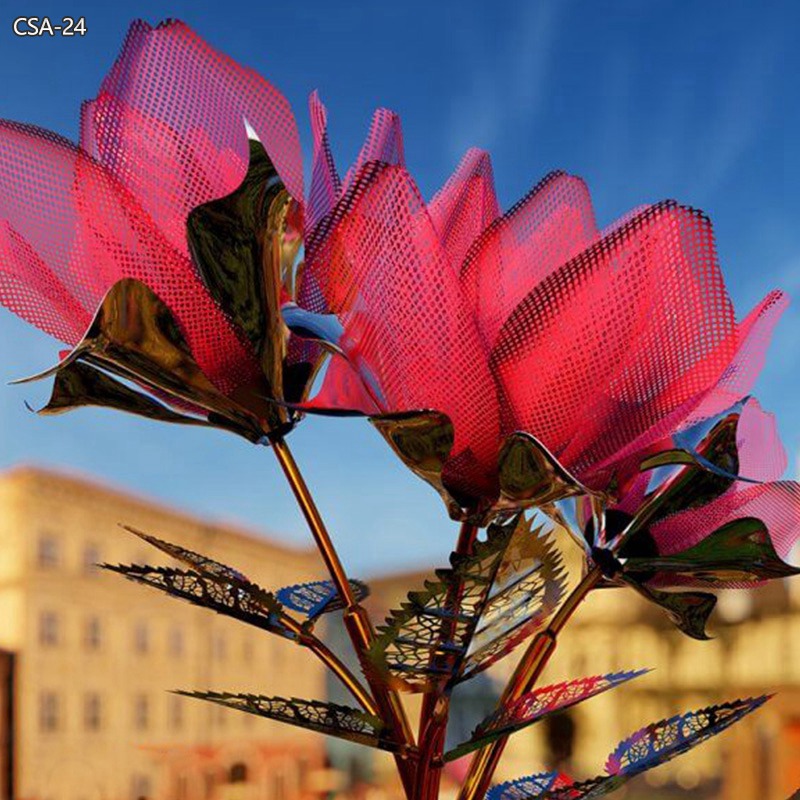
[
  {"x1": 0, "y1": 466, "x2": 326, "y2": 800},
  {"x1": 365, "y1": 552, "x2": 800, "y2": 800}
]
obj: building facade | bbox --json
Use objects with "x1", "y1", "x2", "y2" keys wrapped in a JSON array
[{"x1": 0, "y1": 466, "x2": 327, "y2": 800}]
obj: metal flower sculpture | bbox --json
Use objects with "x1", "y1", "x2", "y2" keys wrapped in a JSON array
[{"x1": 0, "y1": 17, "x2": 797, "y2": 800}]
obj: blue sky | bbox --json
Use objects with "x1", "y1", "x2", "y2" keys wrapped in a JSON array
[{"x1": 0, "y1": 1, "x2": 797, "y2": 575}]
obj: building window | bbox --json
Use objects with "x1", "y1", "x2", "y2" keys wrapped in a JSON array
[
  {"x1": 168, "y1": 695, "x2": 184, "y2": 731},
  {"x1": 168, "y1": 626, "x2": 184, "y2": 658},
  {"x1": 39, "y1": 691, "x2": 60, "y2": 732},
  {"x1": 36, "y1": 535, "x2": 60, "y2": 569},
  {"x1": 84, "y1": 616, "x2": 102, "y2": 650},
  {"x1": 82, "y1": 543, "x2": 101, "y2": 576},
  {"x1": 131, "y1": 773, "x2": 152, "y2": 800},
  {"x1": 133, "y1": 622, "x2": 149, "y2": 655},
  {"x1": 133, "y1": 694, "x2": 149, "y2": 731},
  {"x1": 84, "y1": 693, "x2": 102, "y2": 731},
  {"x1": 38, "y1": 611, "x2": 60, "y2": 647}
]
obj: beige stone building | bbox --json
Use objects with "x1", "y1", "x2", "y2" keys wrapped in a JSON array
[{"x1": 0, "y1": 466, "x2": 327, "y2": 800}]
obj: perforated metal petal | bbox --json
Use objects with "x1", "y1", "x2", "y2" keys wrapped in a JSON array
[
  {"x1": 492, "y1": 202, "x2": 740, "y2": 488},
  {"x1": 0, "y1": 120, "x2": 263, "y2": 399},
  {"x1": 307, "y1": 162, "x2": 501, "y2": 500},
  {"x1": 461, "y1": 170, "x2": 597, "y2": 349},
  {"x1": 428, "y1": 148, "x2": 499, "y2": 273}
]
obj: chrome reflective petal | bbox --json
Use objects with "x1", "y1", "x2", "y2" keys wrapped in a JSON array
[
  {"x1": 623, "y1": 517, "x2": 800, "y2": 586},
  {"x1": 626, "y1": 580, "x2": 717, "y2": 640},
  {"x1": 369, "y1": 410, "x2": 473, "y2": 519},
  {"x1": 498, "y1": 433, "x2": 601, "y2": 511},
  {"x1": 15, "y1": 278, "x2": 273, "y2": 441},
  {"x1": 188, "y1": 139, "x2": 289, "y2": 383},
  {"x1": 33, "y1": 359, "x2": 211, "y2": 428}
]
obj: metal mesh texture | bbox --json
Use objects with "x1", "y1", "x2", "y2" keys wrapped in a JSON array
[
  {"x1": 0, "y1": 19, "x2": 303, "y2": 399},
  {"x1": 303, "y1": 133, "x2": 785, "y2": 499}
]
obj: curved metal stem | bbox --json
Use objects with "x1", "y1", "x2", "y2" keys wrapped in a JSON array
[
  {"x1": 279, "y1": 613, "x2": 378, "y2": 715},
  {"x1": 271, "y1": 437, "x2": 416, "y2": 796},
  {"x1": 458, "y1": 564, "x2": 603, "y2": 800},
  {"x1": 415, "y1": 520, "x2": 480, "y2": 800}
]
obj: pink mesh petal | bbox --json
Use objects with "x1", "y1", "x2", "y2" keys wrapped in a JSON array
[
  {"x1": 309, "y1": 163, "x2": 500, "y2": 497},
  {"x1": 427, "y1": 148, "x2": 499, "y2": 273},
  {"x1": 307, "y1": 91, "x2": 341, "y2": 234},
  {"x1": 0, "y1": 120, "x2": 262, "y2": 397},
  {"x1": 0, "y1": 220, "x2": 90, "y2": 344},
  {"x1": 341, "y1": 108, "x2": 405, "y2": 192},
  {"x1": 651, "y1": 481, "x2": 800, "y2": 562},
  {"x1": 461, "y1": 171, "x2": 598, "y2": 348},
  {"x1": 492, "y1": 202, "x2": 737, "y2": 488},
  {"x1": 81, "y1": 18, "x2": 303, "y2": 253},
  {"x1": 587, "y1": 290, "x2": 787, "y2": 488},
  {"x1": 303, "y1": 353, "x2": 381, "y2": 415},
  {"x1": 81, "y1": 96, "x2": 245, "y2": 257},
  {"x1": 687, "y1": 290, "x2": 788, "y2": 422},
  {"x1": 737, "y1": 398, "x2": 787, "y2": 482}
]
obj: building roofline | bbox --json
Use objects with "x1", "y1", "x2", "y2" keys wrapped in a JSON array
[{"x1": 1, "y1": 463, "x2": 315, "y2": 558}]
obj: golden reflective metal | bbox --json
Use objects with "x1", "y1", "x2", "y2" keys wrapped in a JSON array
[
  {"x1": 623, "y1": 517, "x2": 800, "y2": 586},
  {"x1": 626, "y1": 581, "x2": 717, "y2": 641},
  {"x1": 369, "y1": 410, "x2": 469, "y2": 519},
  {"x1": 497, "y1": 432, "x2": 601, "y2": 510},
  {"x1": 34, "y1": 359, "x2": 211, "y2": 428},
  {"x1": 15, "y1": 278, "x2": 274, "y2": 441}
]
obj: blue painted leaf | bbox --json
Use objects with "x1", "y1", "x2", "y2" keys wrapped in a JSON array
[{"x1": 277, "y1": 579, "x2": 369, "y2": 618}]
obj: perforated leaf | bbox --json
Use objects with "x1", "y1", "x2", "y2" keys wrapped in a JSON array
[
  {"x1": 122, "y1": 525, "x2": 251, "y2": 583},
  {"x1": 446, "y1": 670, "x2": 648, "y2": 761},
  {"x1": 606, "y1": 696, "x2": 768, "y2": 776},
  {"x1": 496, "y1": 696, "x2": 769, "y2": 799},
  {"x1": 102, "y1": 563, "x2": 296, "y2": 640},
  {"x1": 175, "y1": 692, "x2": 399, "y2": 751},
  {"x1": 532, "y1": 700, "x2": 771, "y2": 798},
  {"x1": 369, "y1": 513, "x2": 565, "y2": 692},
  {"x1": 276, "y1": 579, "x2": 370, "y2": 619},
  {"x1": 488, "y1": 772, "x2": 575, "y2": 800}
]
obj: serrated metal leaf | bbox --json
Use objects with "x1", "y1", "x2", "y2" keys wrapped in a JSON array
[
  {"x1": 175, "y1": 692, "x2": 401, "y2": 752},
  {"x1": 276, "y1": 579, "x2": 370, "y2": 619},
  {"x1": 102, "y1": 563, "x2": 295, "y2": 640},
  {"x1": 606, "y1": 696, "x2": 769, "y2": 776},
  {"x1": 501, "y1": 695, "x2": 771, "y2": 799},
  {"x1": 122, "y1": 525, "x2": 251, "y2": 583},
  {"x1": 487, "y1": 772, "x2": 580, "y2": 800},
  {"x1": 446, "y1": 670, "x2": 649, "y2": 761},
  {"x1": 369, "y1": 513, "x2": 565, "y2": 692}
]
